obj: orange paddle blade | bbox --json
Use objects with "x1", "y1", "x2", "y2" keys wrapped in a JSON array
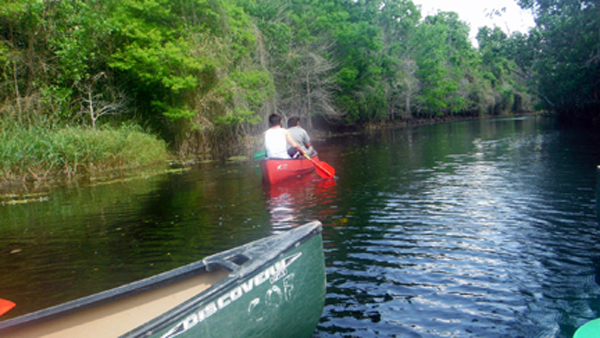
[
  {"x1": 304, "y1": 154, "x2": 335, "y2": 179},
  {"x1": 313, "y1": 160, "x2": 335, "y2": 179},
  {"x1": 0, "y1": 299, "x2": 15, "y2": 316}
]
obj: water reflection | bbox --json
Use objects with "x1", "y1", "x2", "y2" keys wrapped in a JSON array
[
  {"x1": 0, "y1": 165, "x2": 273, "y2": 318},
  {"x1": 263, "y1": 173, "x2": 337, "y2": 232}
]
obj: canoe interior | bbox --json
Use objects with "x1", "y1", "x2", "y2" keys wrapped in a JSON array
[{"x1": 0, "y1": 269, "x2": 229, "y2": 338}]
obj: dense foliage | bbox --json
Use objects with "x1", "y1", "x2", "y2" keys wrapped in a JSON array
[
  {"x1": 8, "y1": 0, "x2": 591, "y2": 162},
  {"x1": 516, "y1": 0, "x2": 600, "y2": 125}
]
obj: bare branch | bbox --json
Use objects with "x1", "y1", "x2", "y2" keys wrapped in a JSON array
[{"x1": 78, "y1": 72, "x2": 129, "y2": 128}]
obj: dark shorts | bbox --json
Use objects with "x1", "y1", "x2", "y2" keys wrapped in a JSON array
[{"x1": 288, "y1": 147, "x2": 317, "y2": 159}]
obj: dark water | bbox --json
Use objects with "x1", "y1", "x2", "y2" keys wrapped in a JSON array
[{"x1": 1, "y1": 116, "x2": 600, "y2": 337}]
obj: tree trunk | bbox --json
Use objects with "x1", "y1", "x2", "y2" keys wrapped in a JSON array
[
  {"x1": 404, "y1": 95, "x2": 412, "y2": 119},
  {"x1": 89, "y1": 91, "x2": 96, "y2": 129},
  {"x1": 306, "y1": 69, "x2": 313, "y2": 129}
]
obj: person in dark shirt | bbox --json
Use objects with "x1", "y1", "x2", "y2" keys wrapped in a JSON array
[{"x1": 287, "y1": 116, "x2": 317, "y2": 159}]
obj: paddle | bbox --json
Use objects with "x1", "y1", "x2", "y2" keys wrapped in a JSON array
[
  {"x1": 303, "y1": 154, "x2": 335, "y2": 179},
  {"x1": 253, "y1": 150, "x2": 267, "y2": 161},
  {"x1": 0, "y1": 299, "x2": 15, "y2": 316}
]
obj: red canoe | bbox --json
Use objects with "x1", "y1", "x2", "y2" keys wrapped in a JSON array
[{"x1": 260, "y1": 156, "x2": 319, "y2": 184}]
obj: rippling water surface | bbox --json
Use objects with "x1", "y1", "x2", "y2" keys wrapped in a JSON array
[
  {"x1": 316, "y1": 117, "x2": 600, "y2": 338},
  {"x1": 1, "y1": 116, "x2": 600, "y2": 337}
]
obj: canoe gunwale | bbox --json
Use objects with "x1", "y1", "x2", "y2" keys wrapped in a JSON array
[{"x1": 0, "y1": 221, "x2": 323, "y2": 338}]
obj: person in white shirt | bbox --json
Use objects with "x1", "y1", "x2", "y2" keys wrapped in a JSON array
[
  {"x1": 287, "y1": 116, "x2": 317, "y2": 158},
  {"x1": 265, "y1": 114, "x2": 304, "y2": 159}
]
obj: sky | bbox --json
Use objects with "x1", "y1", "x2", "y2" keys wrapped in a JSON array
[{"x1": 411, "y1": 0, "x2": 536, "y2": 43}]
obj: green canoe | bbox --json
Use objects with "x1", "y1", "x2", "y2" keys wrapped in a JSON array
[{"x1": 0, "y1": 221, "x2": 326, "y2": 338}]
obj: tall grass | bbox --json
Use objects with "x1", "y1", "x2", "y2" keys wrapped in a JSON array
[{"x1": 0, "y1": 121, "x2": 170, "y2": 181}]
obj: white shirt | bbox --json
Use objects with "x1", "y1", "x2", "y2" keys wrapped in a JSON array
[{"x1": 265, "y1": 128, "x2": 291, "y2": 159}]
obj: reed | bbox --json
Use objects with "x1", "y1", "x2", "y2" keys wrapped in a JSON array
[{"x1": 0, "y1": 121, "x2": 169, "y2": 181}]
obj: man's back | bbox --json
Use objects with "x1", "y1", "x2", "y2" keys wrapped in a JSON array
[
  {"x1": 265, "y1": 127, "x2": 291, "y2": 159},
  {"x1": 288, "y1": 126, "x2": 310, "y2": 151}
]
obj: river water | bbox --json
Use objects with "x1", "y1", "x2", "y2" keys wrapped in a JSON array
[{"x1": 1, "y1": 116, "x2": 599, "y2": 337}]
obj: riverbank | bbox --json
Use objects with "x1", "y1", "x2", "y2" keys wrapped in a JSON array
[
  {"x1": 252, "y1": 112, "x2": 543, "y2": 149},
  {"x1": 330, "y1": 111, "x2": 545, "y2": 136},
  {"x1": 237, "y1": 112, "x2": 548, "y2": 162},
  {"x1": 1, "y1": 112, "x2": 542, "y2": 195},
  {"x1": 0, "y1": 122, "x2": 170, "y2": 192}
]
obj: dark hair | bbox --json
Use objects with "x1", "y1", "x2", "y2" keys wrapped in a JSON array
[
  {"x1": 268, "y1": 114, "x2": 282, "y2": 127},
  {"x1": 288, "y1": 117, "x2": 300, "y2": 128}
]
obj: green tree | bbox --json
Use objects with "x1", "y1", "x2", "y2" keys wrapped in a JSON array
[
  {"x1": 107, "y1": 0, "x2": 216, "y2": 123},
  {"x1": 334, "y1": 0, "x2": 385, "y2": 124},
  {"x1": 518, "y1": 0, "x2": 600, "y2": 123},
  {"x1": 412, "y1": 12, "x2": 479, "y2": 117},
  {"x1": 378, "y1": 0, "x2": 421, "y2": 120}
]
